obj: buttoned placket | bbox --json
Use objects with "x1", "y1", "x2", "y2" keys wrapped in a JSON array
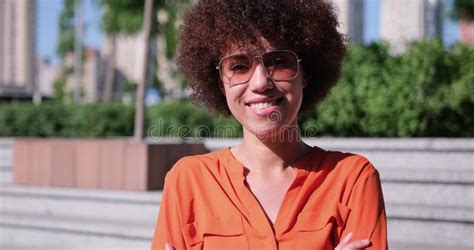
[{"x1": 223, "y1": 148, "x2": 320, "y2": 249}]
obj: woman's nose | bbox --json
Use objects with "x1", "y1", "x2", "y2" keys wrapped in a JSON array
[{"x1": 248, "y1": 63, "x2": 273, "y2": 92}]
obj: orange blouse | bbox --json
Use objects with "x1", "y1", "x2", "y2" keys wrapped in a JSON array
[{"x1": 151, "y1": 147, "x2": 387, "y2": 249}]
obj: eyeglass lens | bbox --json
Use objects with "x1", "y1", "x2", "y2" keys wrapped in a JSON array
[{"x1": 219, "y1": 50, "x2": 299, "y2": 86}]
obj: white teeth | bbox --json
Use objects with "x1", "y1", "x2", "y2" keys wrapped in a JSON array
[{"x1": 249, "y1": 101, "x2": 276, "y2": 109}]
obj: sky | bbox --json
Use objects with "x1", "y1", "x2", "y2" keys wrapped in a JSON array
[
  {"x1": 363, "y1": 0, "x2": 460, "y2": 44},
  {"x1": 36, "y1": 0, "x2": 103, "y2": 65},
  {"x1": 36, "y1": 0, "x2": 460, "y2": 65},
  {"x1": 364, "y1": 0, "x2": 380, "y2": 43}
]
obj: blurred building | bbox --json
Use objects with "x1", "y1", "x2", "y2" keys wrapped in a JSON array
[
  {"x1": 332, "y1": 0, "x2": 365, "y2": 44},
  {"x1": 102, "y1": 33, "x2": 153, "y2": 100},
  {"x1": 425, "y1": 0, "x2": 444, "y2": 39},
  {"x1": 380, "y1": 0, "x2": 444, "y2": 53},
  {"x1": 104, "y1": 31, "x2": 174, "y2": 102},
  {"x1": 156, "y1": 33, "x2": 182, "y2": 100},
  {"x1": 36, "y1": 57, "x2": 59, "y2": 98},
  {"x1": 0, "y1": 0, "x2": 106, "y2": 103},
  {"x1": 63, "y1": 48, "x2": 106, "y2": 103},
  {"x1": 0, "y1": 0, "x2": 37, "y2": 101},
  {"x1": 81, "y1": 49, "x2": 106, "y2": 103}
]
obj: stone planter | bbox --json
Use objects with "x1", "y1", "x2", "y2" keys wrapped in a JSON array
[{"x1": 13, "y1": 138, "x2": 207, "y2": 191}]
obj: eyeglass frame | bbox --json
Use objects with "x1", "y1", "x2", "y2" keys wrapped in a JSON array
[{"x1": 215, "y1": 49, "x2": 303, "y2": 86}]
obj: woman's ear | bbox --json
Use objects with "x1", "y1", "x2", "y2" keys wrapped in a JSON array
[
  {"x1": 302, "y1": 78, "x2": 308, "y2": 88},
  {"x1": 218, "y1": 80, "x2": 226, "y2": 96},
  {"x1": 300, "y1": 69, "x2": 308, "y2": 88},
  {"x1": 302, "y1": 73, "x2": 309, "y2": 88}
]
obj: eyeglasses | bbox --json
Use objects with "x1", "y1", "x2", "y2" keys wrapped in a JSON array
[{"x1": 216, "y1": 50, "x2": 302, "y2": 86}]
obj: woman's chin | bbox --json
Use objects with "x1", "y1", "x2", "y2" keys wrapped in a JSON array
[{"x1": 244, "y1": 122, "x2": 300, "y2": 142}]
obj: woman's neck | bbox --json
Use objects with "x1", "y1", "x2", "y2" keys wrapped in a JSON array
[{"x1": 232, "y1": 127, "x2": 311, "y2": 176}]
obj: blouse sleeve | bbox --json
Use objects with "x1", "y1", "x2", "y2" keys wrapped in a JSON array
[
  {"x1": 343, "y1": 164, "x2": 388, "y2": 249},
  {"x1": 151, "y1": 172, "x2": 186, "y2": 250}
]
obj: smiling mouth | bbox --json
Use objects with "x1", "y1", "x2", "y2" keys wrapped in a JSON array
[{"x1": 247, "y1": 97, "x2": 284, "y2": 110}]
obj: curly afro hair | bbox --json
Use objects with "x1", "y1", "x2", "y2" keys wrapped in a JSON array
[{"x1": 177, "y1": 0, "x2": 347, "y2": 115}]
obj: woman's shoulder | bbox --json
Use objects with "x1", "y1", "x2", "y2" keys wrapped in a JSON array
[
  {"x1": 166, "y1": 149, "x2": 229, "y2": 179},
  {"x1": 312, "y1": 147, "x2": 382, "y2": 196},
  {"x1": 316, "y1": 147, "x2": 379, "y2": 177}
]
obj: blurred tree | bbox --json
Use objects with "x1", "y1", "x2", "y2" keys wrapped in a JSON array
[
  {"x1": 98, "y1": 0, "x2": 192, "y2": 101},
  {"x1": 96, "y1": 0, "x2": 192, "y2": 139},
  {"x1": 157, "y1": 1, "x2": 192, "y2": 59},
  {"x1": 97, "y1": 0, "x2": 161, "y2": 101},
  {"x1": 55, "y1": 0, "x2": 82, "y2": 103},
  {"x1": 52, "y1": 67, "x2": 73, "y2": 101},
  {"x1": 57, "y1": 0, "x2": 76, "y2": 58},
  {"x1": 156, "y1": 1, "x2": 193, "y2": 100},
  {"x1": 134, "y1": 0, "x2": 154, "y2": 140},
  {"x1": 97, "y1": 0, "x2": 164, "y2": 140}
]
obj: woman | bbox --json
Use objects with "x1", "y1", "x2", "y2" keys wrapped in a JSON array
[{"x1": 152, "y1": 1, "x2": 387, "y2": 249}]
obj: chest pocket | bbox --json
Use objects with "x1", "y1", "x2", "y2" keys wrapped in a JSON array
[
  {"x1": 182, "y1": 214, "x2": 249, "y2": 250},
  {"x1": 295, "y1": 203, "x2": 351, "y2": 250}
]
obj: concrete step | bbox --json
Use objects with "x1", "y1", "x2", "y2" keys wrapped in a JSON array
[
  {"x1": 0, "y1": 218, "x2": 150, "y2": 250},
  {"x1": 387, "y1": 218, "x2": 473, "y2": 249},
  {"x1": 1, "y1": 183, "x2": 472, "y2": 248},
  {"x1": 386, "y1": 203, "x2": 473, "y2": 223},
  {"x1": 377, "y1": 167, "x2": 473, "y2": 184},
  {"x1": 382, "y1": 182, "x2": 474, "y2": 208},
  {"x1": 389, "y1": 241, "x2": 473, "y2": 250},
  {"x1": 0, "y1": 138, "x2": 13, "y2": 167},
  {"x1": 0, "y1": 139, "x2": 13, "y2": 185},
  {"x1": 0, "y1": 184, "x2": 161, "y2": 224},
  {"x1": 0, "y1": 184, "x2": 159, "y2": 249},
  {"x1": 0, "y1": 210, "x2": 154, "y2": 241},
  {"x1": 356, "y1": 150, "x2": 473, "y2": 173},
  {"x1": 305, "y1": 138, "x2": 474, "y2": 173},
  {"x1": 386, "y1": 201, "x2": 473, "y2": 248},
  {"x1": 303, "y1": 138, "x2": 474, "y2": 152},
  {"x1": 0, "y1": 166, "x2": 12, "y2": 184}
]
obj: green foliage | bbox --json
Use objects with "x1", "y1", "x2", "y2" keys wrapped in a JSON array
[
  {"x1": 122, "y1": 80, "x2": 138, "y2": 93},
  {"x1": 0, "y1": 102, "x2": 240, "y2": 138},
  {"x1": 0, "y1": 103, "x2": 71, "y2": 137},
  {"x1": 451, "y1": 0, "x2": 474, "y2": 20},
  {"x1": 424, "y1": 43, "x2": 474, "y2": 136},
  {"x1": 303, "y1": 40, "x2": 474, "y2": 137},
  {"x1": 158, "y1": 1, "x2": 192, "y2": 59},
  {"x1": 96, "y1": 0, "x2": 192, "y2": 96},
  {"x1": 0, "y1": 103, "x2": 134, "y2": 138},
  {"x1": 98, "y1": 0, "x2": 191, "y2": 58},
  {"x1": 63, "y1": 103, "x2": 135, "y2": 137},
  {"x1": 52, "y1": 67, "x2": 73, "y2": 101},
  {"x1": 98, "y1": 0, "x2": 162, "y2": 35},
  {"x1": 147, "y1": 102, "x2": 242, "y2": 138}
]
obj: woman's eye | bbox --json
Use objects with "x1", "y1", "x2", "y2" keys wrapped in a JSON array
[
  {"x1": 266, "y1": 57, "x2": 289, "y2": 71},
  {"x1": 230, "y1": 64, "x2": 250, "y2": 72},
  {"x1": 273, "y1": 57, "x2": 288, "y2": 66}
]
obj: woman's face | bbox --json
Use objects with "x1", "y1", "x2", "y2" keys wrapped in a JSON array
[{"x1": 219, "y1": 38, "x2": 306, "y2": 139}]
